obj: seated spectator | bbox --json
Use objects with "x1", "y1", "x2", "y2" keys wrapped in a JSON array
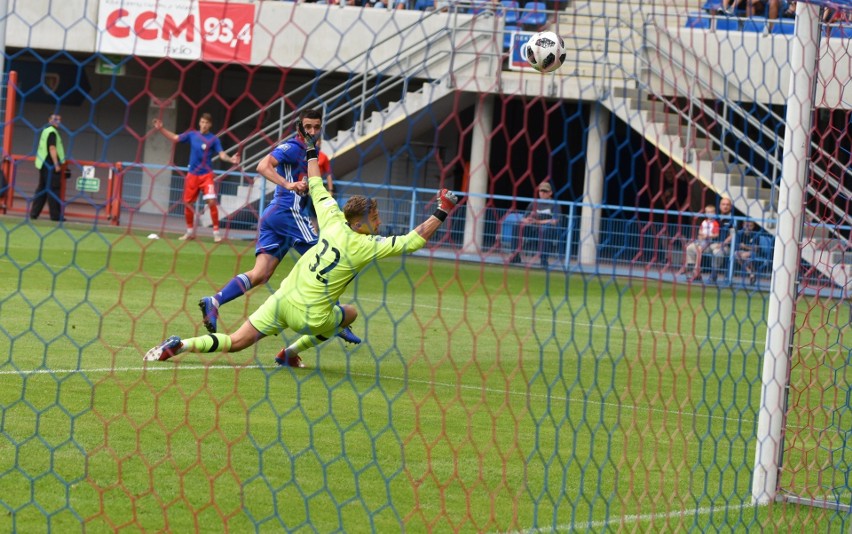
[
  {"x1": 717, "y1": 0, "x2": 747, "y2": 15},
  {"x1": 735, "y1": 220, "x2": 761, "y2": 284},
  {"x1": 676, "y1": 204, "x2": 719, "y2": 281},
  {"x1": 508, "y1": 182, "x2": 562, "y2": 268},
  {"x1": 497, "y1": 209, "x2": 525, "y2": 253},
  {"x1": 765, "y1": 0, "x2": 796, "y2": 32},
  {"x1": 708, "y1": 196, "x2": 734, "y2": 283}
]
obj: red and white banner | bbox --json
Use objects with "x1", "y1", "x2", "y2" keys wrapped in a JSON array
[{"x1": 97, "y1": 0, "x2": 255, "y2": 63}]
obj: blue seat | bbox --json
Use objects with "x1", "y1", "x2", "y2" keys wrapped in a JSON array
[
  {"x1": 715, "y1": 17, "x2": 740, "y2": 31},
  {"x1": 772, "y1": 20, "x2": 795, "y2": 34},
  {"x1": 499, "y1": 0, "x2": 520, "y2": 24},
  {"x1": 414, "y1": 0, "x2": 433, "y2": 10},
  {"x1": 743, "y1": 18, "x2": 766, "y2": 33},
  {"x1": 517, "y1": 1, "x2": 547, "y2": 28},
  {"x1": 701, "y1": 0, "x2": 722, "y2": 11},
  {"x1": 824, "y1": 25, "x2": 852, "y2": 39},
  {"x1": 685, "y1": 13, "x2": 712, "y2": 29}
]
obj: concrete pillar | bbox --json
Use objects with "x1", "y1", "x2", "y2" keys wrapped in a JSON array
[
  {"x1": 463, "y1": 94, "x2": 494, "y2": 253},
  {"x1": 579, "y1": 102, "x2": 609, "y2": 265},
  {"x1": 142, "y1": 80, "x2": 179, "y2": 215}
]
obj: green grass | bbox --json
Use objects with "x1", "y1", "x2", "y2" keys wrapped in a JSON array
[{"x1": 0, "y1": 219, "x2": 849, "y2": 532}]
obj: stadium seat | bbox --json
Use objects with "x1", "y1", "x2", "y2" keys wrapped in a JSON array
[
  {"x1": 685, "y1": 13, "x2": 712, "y2": 29},
  {"x1": 715, "y1": 17, "x2": 740, "y2": 31},
  {"x1": 517, "y1": 1, "x2": 547, "y2": 28},
  {"x1": 701, "y1": 0, "x2": 722, "y2": 11},
  {"x1": 824, "y1": 25, "x2": 852, "y2": 39},
  {"x1": 414, "y1": 0, "x2": 433, "y2": 10},
  {"x1": 743, "y1": 18, "x2": 766, "y2": 33},
  {"x1": 499, "y1": 0, "x2": 520, "y2": 24}
]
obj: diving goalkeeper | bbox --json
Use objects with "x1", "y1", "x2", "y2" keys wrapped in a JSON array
[{"x1": 144, "y1": 120, "x2": 459, "y2": 367}]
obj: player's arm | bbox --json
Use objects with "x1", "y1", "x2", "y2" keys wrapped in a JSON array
[
  {"x1": 366, "y1": 189, "x2": 459, "y2": 260},
  {"x1": 152, "y1": 119, "x2": 179, "y2": 142},
  {"x1": 218, "y1": 150, "x2": 240, "y2": 165},
  {"x1": 256, "y1": 153, "x2": 304, "y2": 192},
  {"x1": 214, "y1": 138, "x2": 240, "y2": 165}
]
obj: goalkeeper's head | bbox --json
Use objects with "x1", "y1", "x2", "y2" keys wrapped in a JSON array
[{"x1": 344, "y1": 196, "x2": 380, "y2": 235}]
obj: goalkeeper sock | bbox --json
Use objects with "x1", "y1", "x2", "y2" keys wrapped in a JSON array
[
  {"x1": 183, "y1": 333, "x2": 232, "y2": 354},
  {"x1": 287, "y1": 334, "x2": 326, "y2": 355}
]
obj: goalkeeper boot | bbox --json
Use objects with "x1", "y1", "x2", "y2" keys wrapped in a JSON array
[
  {"x1": 144, "y1": 336, "x2": 184, "y2": 362},
  {"x1": 274, "y1": 348, "x2": 305, "y2": 368},
  {"x1": 336, "y1": 326, "x2": 362, "y2": 345},
  {"x1": 198, "y1": 297, "x2": 219, "y2": 333}
]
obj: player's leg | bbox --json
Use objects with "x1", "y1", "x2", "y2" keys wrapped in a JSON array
[
  {"x1": 201, "y1": 174, "x2": 221, "y2": 242},
  {"x1": 143, "y1": 320, "x2": 265, "y2": 362},
  {"x1": 276, "y1": 304, "x2": 357, "y2": 367},
  {"x1": 180, "y1": 174, "x2": 199, "y2": 239},
  {"x1": 198, "y1": 252, "x2": 281, "y2": 333},
  {"x1": 198, "y1": 209, "x2": 292, "y2": 333}
]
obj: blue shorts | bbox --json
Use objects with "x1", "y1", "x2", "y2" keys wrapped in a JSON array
[{"x1": 256, "y1": 201, "x2": 318, "y2": 261}]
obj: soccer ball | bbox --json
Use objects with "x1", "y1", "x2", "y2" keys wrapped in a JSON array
[{"x1": 524, "y1": 31, "x2": 566, "y2": 73}]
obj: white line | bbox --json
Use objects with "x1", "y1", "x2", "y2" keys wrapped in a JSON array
[
  {"x1": 0, "y1": 363, "x2": 756, "y2": 426},
  {"x1": 496, "y1": 502, "x2": 754, "y2": 533}
]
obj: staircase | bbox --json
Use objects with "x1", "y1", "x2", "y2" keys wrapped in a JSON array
[
  {"x1": 600, "y1": 9, "x2": 850, "y2": 291},
  {"x1": 202, "y1": 6, "x2": 498, "y2": 226}
]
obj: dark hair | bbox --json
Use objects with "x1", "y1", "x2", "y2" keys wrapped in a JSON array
[
  {"x1": 200, "y1": 112, "x2": 213, "y2": 122},
  {"x1": 299, "y1": 108, "x2": 323, "y2": 122},
  {"x1": 343, "y1": 195, "x2": 376, "y2": 223}
]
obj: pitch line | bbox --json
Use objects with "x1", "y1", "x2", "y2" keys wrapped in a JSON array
[
  {"x1": 0, "y1": 362, "x2": 756, "y2": 427},
  {"x1": 495, "y1": 502, "x2": 754, "y2": 533}
]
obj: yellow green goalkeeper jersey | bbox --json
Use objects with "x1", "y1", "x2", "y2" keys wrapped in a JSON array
[{"x1": 278, "y1": 175, "x2": 428, "y2": 310}]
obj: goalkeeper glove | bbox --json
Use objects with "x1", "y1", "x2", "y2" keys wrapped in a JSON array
[
  {"x1": 433, "y1": 189, "x2": 458, "y2": 222},
  {"x1": 296, "y1": 119, "x2": 319, "y2": 161}
]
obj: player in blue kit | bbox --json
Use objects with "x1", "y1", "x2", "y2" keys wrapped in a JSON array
[
  {"x1": 153, "y1": 113, "x2": 240, "y2": 242},
  {"x1": 197, "y1": 109, "x2": 360, "y2": 344},
  {"x1": 144, "y1": 120, "x2": 458, "y2": 367}
]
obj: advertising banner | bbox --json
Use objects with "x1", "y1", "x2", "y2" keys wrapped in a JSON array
[{"x1": 97, "y1": 0, "x2": 254, "y2": 63}]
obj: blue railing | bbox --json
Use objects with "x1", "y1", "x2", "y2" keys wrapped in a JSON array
[{"x1": 114, "y1": 168, "x2": 848, "y2": 285}]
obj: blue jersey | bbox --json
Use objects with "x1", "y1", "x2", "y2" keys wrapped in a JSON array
[
  {"x1": 268, "y1": 138, "x2": 309, "y2": 210},
  {"x1": 255, "y1": 137, "x2": 317, "y2": 260},
  {"x1": 177, "y1": 130, "x2": 223, "y2": 175}
]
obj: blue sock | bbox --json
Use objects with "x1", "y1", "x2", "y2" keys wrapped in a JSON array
[{"x1": 215, "y1": 274, "x2": 252, "y2": 306}]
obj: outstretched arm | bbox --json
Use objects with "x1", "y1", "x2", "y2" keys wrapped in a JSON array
[
  {"x1": 152, "y1": 118, "x2": 179, "y2": 142},
  {"x1": 413, "y1": 189, "x2": 458, "y2": 241},
  {"x1": 218, "y1": 150, "x2": 240, "y2": 166}
]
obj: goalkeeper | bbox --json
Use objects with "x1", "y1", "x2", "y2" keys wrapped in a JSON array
[{"x1": 144, "y1": 121, "x2": 458, "y2": 367}]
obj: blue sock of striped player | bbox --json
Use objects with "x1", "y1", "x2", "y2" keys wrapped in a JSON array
[{"x1": 215, "y1": 273, "x2": 252, "y2": 306}]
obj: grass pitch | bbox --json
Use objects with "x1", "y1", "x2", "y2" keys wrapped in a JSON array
[{"x1": 0, "y1": 219, "x2": 849, "y2": 532}]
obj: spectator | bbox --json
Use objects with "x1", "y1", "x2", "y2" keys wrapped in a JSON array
[
  {"x1": 765, "y1": 0, "x2": 796, "y2": 33},
  {"x1": 508, "y1": 182, "x2": 562, "y2": 268},
  {"x1": 676, "y1": 204, "x2": 719, "y2": 282},
  {"x1": 735, "y1": 220, "x2": 761, "y2": 284},
  {"x1": 30, "y1": 113, "x2": 66, "y2": 222},
  {"x1": 708, "y1": 196, "x2": 735, "y2": 283},
  {"x1": 717, "y1": 0, "x2": 746, "y2": 15}
]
